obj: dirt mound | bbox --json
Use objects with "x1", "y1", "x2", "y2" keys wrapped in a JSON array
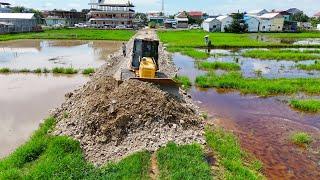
[{"x1": 52, "y1": 76, "x2": 204, "y2": 165}]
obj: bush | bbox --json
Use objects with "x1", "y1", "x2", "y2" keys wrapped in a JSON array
[
  {"x1": 290, "y1": 132, "x2": 312, "y2": 146},
  {"x1": 82, "y1": 68, "x2": 95, "y2": 75}
]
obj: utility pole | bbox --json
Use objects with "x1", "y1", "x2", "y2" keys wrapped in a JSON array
[{"x1": 161, "y1": 0, "x2": 164, "y2": 15}]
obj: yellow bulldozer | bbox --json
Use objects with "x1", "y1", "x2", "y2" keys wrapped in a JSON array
[{"x1": 120, "y1": 38, "x2": 179, "y2": 96}]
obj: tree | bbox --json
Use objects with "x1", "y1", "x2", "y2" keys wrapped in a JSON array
[
  {"x1": 291, "y1": 12, "x2": 309, "y2": 22},
  {"x1": 225, "y1": 12, "x2": 247, "y2": 33},
  {"x1": 134, "y1": 13, "x2": 148, "y2": 25},
  {"x1": 310, "y1": 17, "x2": 320, "y2": 27},
  {"x1": 11, "y1": 6, "x2": 26, "y2": 13},
  {"x1": 81, "y1": 9, "x2": 90, "y2": 14},
  {"x1": 70, "y1": 9, "x2": 77, "y2": 12}
]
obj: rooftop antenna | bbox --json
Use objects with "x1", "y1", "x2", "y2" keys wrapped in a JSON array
[{"x1": 161, "y1": 0, "x2": 164, "y2": 15}]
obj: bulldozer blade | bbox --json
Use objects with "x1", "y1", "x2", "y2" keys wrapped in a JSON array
[{"x1": 130, "y1": 78, "x2": 180, "y2": 97}]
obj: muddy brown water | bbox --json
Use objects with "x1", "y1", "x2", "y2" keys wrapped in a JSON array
[
  {"x1": 0, "y1": 74, "x2": 89, "y2": 158},
  {"x1": 0, "y1": 39, "x2": 122, "y2": 70},
  {"x1": 173, "y1": 53, "x2": 320, "y2": 179}
]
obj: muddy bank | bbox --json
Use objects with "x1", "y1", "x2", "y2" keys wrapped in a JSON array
[{"x1": 0, "y1": 74, "x2": 88, "y2": 158}]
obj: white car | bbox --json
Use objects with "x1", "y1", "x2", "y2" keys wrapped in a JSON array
[
  {"x1": 189, "y1": 24, "x2": 201, "y2": 29},
  {"x1": 75, "y1": 23, "x2": 88, "y2": 28},
  {"x1": 115, "y1": 25, "x2": 127, "y2": 29}
]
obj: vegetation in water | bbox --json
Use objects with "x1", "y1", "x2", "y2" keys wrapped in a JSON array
[
  {"x1": 33, "y1": 68, "x2": 42, "y2": 73},
  {"x1": 52, "y1": 67, "x2": 78, "y2": 74},
  {"x1": 242, "y1": 49, "x2": 320, "y2": 61},
  {"x1": 205, "y1": 128, "x2": 264, "y2": 179},
  {"x1": 0, "y1": 29, "x2": 135, "y2": 41},
  {"x1": 297, "y1": 61, "x2": 320, "y2": 71},
  {"x1": 82, "y1": 68, "x2": 95, "y2": 75},
  {"x1": 174, "y1": 75, "x2": 192, "y2": 90},
  {"x1": 0, "y1": 117, "x2": 151, "y2": 179},
  {"x1": 157, "y1": 143, "x2": 212, "y2": 179},
  {"x1": 198, "y1": 61, "x2": 241, "y2": 71},
  {"x1": 19, "y1": 69, "x2": 31, "y2": 73},
  {"x1": 195, "y1": 72, "x2": 320, "y2": 96},
  {"x1": 290, "y1": 99, "x2": 320, "y2": 112},
  {"x1": 0, "y1": 68, "x2": 10, "y2": 73},
  {"x1": 290, "y1": 132, "x2": 312, "y2": 146},
  {"x1": 167, "y1": 46, "x2": 210, "y2": 59}
]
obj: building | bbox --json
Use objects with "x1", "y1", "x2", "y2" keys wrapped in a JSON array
[
  {"x1": 247, "y1": 9, "x2": 268, "y2": 16},
  {"x1": 258, "y1": 13, "x2": 284, "y2": 32},
  {"x1": 286, "y1": 8, "x2": 302, "y2": 15},
  {"x1": 175, "y1": 12, "x2": 189, "y2": 28},
  {"x1": 88, "y1": 0, "x2": 135, "y2": 28},
  {"x1": 0, "y1": 13, "x2": 38, "y2": 34},
  {"x1": 314, "y1": 11, "x2": 320, "y2": 18},
  {"x1": 0, "y1": 2, "x2": 11, "y2": 13},
  {"x1": 317, "y1": 24, "x2": 320, "y2": 31},
  {"x1": 43, "y1": 10, "x2": 86, "y2": 27},
  {"x1": 202, "y1": 18, "x2": 221, "y2": 32},
  {"x1": 147, "y1": 12, "x2": 165, "y2": 26},
  {"x1": 216, "y1": 15, "x2": 232, "y2": 32},
  {"x1": 188, "y1": 11, "x2": 203, "y2": 20},
  {"x1": 244, "y1": 15, "x2": 260, "y2": 32},
  {"x1": 164, "y1": 19, "x2": 177, "y2": 28}
]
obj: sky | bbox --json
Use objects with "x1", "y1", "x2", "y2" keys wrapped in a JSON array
[{"x1": 3, "y1": 0, "x2": 320, "y2": 15}]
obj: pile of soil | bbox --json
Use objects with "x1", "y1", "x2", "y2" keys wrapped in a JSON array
[{"x1": 52, "y1": 75, "x2": 204, "y2": 165}]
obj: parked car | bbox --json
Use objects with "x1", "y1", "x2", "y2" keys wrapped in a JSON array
[
  {"x1": 75, "y1": 23, "x2": 88, "y2": 28},
  {"x1": 189, "y1": 24, "x2": 201, "y2": 29},
  {"x1": 115, "y1": 25, "x2": 127, "y2": 29}
]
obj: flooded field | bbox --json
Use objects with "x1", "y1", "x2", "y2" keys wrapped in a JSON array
[
  {"x1": 0, "y1": 40, "x2": 122, "y2": 70},
  {"x1": 173, "y1": 53, "x2": 320, "y2": 179},
  {"x1": 0, "y1": 74, "x2": 89, "y2": 158},
  {"x1": 249, "y1": 34, "x2": 320, "y2": 45}
]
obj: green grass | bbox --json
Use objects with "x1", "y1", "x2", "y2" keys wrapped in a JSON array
[
  {"x1": 290, "y1": 132, "x2": 312, "y2": 146},
  {"x1": 297, "y1": 61, "x2": 320, "y2": 71},
  {"x1": 242, "y1": 49, "x2": 320, "y2": 61},
  {"x1": 0, "y1": 117, "x2": 151, "y2": 179},
  {"x1": 157, "y1": 143, "x2": 212, "y2": 180},
  {"x1": 0, "y1": 28, "x2": 135, "y2": 41},
  {"x1": 266, "y1": 32, "x2": 320, "y2": 39},
  {"x1": 0, "y1": 68, "x2": 10, "y2": 73},
  {"x1": 82, "y1": 68, "x2": 95, "y2": 75},
  {"x1": 167, "y1": 46, "x2": 210, "y2": 59},
  {"x1": 198, "y1": 61, "x2": 241, "y2": 71},
  {"x1": 205, "y1": 128, "x2": 264, "y2": 180},
  {"x1": 33, "y1": 68, "x2": 42, "y2": 73},
  {"x1": 19, "y1": 69, "x2": 31, "y2": 73},
  {"x1": 158, "y1": 30, "x2": 276, "y2": 48},
  {"x1": 195, "y1": 72, "x2": 320, "y2": 96},
  {"x1": 52, "y1": 67, "x2": 78, "y2": 74},
  {"x1": 290, "y1": 99, "x2": 320, "y2": 112},
  {"x1": 174, "y1": 75, "x2": 192, "y2": 90}
]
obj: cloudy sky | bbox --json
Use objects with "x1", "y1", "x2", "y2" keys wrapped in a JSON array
[{"x1": 4, "y1": 0, "x2": 320, "y2": 15}]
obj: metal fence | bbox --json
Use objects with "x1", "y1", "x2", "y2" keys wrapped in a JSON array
[{"x1": 0, "y1": 26, "x2": 36, "y2": 34}]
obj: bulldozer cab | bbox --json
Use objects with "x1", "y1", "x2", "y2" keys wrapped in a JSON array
[{"x1": 131, "y1": 38, "x2": 159, "y2": 70}]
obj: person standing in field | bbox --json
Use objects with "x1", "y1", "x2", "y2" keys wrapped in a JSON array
[{"x1": 122, "y1": 43, "x2": 127, "y2": 57}]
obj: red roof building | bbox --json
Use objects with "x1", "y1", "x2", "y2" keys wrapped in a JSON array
[
  {"x1": 188, "y1": 11, "x2": 203, "y2": 20},
  {"x1": 314, "y1": 11, "x2": 320, "y2": 18}
]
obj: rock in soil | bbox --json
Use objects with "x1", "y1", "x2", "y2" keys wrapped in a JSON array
[{"x1": 52, "y1": 75, "x2": 204, "y2": 166}]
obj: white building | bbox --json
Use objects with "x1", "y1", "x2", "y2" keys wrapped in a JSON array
[
  {"x1": 317, "y1": 24, "x2": 320, "y2": 31},
  {"x1": 247, "y1": 9, "x2": 269, "y2": 16},
  {"x1": 216, "y1": 15, "x2": 232, "y2": 32},
  {"x1": 175, "y1": 12, "x2": 188, "y2": 28},
  {"x1": 202, "y1": 18, "x2": 221, "y2": 32},
  {"x1": 0, "y1": 13, "x2": 38, "y2": 33},
  {"x1": 258, "y1": 13, "x2": 284, "y2": 32},
  {"x1": 244, "y1": 15, "x2": 260, "y2": 32},
  {"x1": 0, "y1": 2, "x2": 11, "y2": 13},
  {"x1": 88, "y1": 0, "x2": 135, "y2": 28}
]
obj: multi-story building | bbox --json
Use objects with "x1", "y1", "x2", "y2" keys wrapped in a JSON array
[
  {"x1": 87, "y1": 0, "x2": 135, "y2": 28},
  {"x1": 0, "y1": 2, "x2": 11, "y2": 13},
  {"x1": 42, "y1": 10, "x2": 86, "y2": 27}
]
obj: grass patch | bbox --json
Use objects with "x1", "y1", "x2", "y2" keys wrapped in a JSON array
[
  {"x1": 195, "y1": 72, "x2": 320, "y2": 96},
  {"x1": 242, "y1": 49, "x2": 320, "y2": 61},
  {"x1": 297, "y1": 61, "x2": 320, "y2": 71},
  {"x1": 266, "y1": 32, "x2": 320, "y2": 39},
  {"x1": 0, "y1": 117, "x2": 151, "y2": 179},
  {"x1": 290, "y1": 99, "x2": 320, "y2": 112},
  {"x1": 290, "y1": 132, "x2": 312, "y2": 146},
  {"x1": 205, "y1": 128, "x2": 264, "y2": 180},
  {"x1": 198, "y1": 61, "x2": 241, "y2": 71},
  {"x1": 0, "y1": 68, "x2": 10, "y2": 73},
  {"x1": 174, "y1": 75, "x2": 192, "y2": 90},
  {"x1": 33, "y1": 68, "x2": 42, "y2": 73},
  {"x1": 52, "y1": 67, "x2": 78, "y2": 74},
  {"x1": 167, "y1": 46, "x2": 210, "y2": 59},
  {"x1": 157, "y1": 142, "x2": 212, "y2": 179},
  {"x1": 0, "y1": 28, "x2": 135, "y2": 41},
  {"x1": 19, "y1": 69, "x2": 31, "y2": 73},
  {"x1": 82, "y1": 68, "x2": 95, "y2": 75}
]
